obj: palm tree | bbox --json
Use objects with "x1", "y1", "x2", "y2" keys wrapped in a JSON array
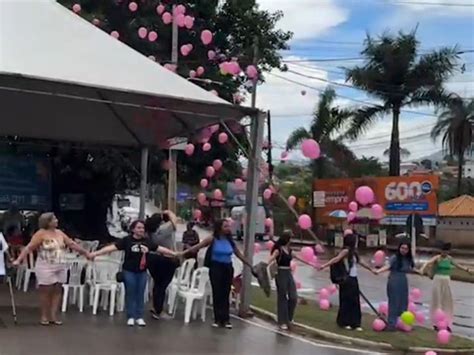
[
  {"x1": 431, "y1": 95, "x2": 474, "y2": 196},
  {"x1": 286, "y1": 87, "x2": 355, "y2": 178},
  {"x1": 345, "y1": 30, "x2": 458, "y2": 176},
  {"x1": 383, "y1": 147, "x2": 411, "y2": 160}
]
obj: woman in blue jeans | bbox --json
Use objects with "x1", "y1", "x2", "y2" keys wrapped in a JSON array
[{"x1": 92, "y1": 220, "x2": 176, "y2": 327}]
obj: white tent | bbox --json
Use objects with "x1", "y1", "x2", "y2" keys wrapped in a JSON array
[{"x1": 0, "y1": 0, "x2": 254, "y2": 146}]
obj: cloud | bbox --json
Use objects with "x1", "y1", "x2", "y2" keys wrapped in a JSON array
[
  {"x1": 393, "y1": 0, "x2": 474, "y2": 16},
  {"x1": 257, "y1": 0, "x2": 350, "y2": 40}
]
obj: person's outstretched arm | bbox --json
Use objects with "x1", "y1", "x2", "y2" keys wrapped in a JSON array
[
  {"x1": 90, "y1": 244, "x2": 118, "y2": 259},
  {"x1": 233, "y1": 246, "x2": 253, "y2": 269},
  {"x1": 319, "y1": 249, "x2": 348, "y2": 270},
  {"x1": 62, "y1": 232, "x2": 92, "y2": 259},
  {"x1": 182, "y1": 236, "x2": 213, "y2": 256},
  {"x1": 451, "y1": 258, "x2": 472, "y2": 274},
  {"x1": 13, "y1": 232, "x2": 43, "y2": 266}
]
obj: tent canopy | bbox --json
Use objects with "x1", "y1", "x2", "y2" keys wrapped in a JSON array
[{"x1": 0, "y1": 0, "x2": 255, "y2": 147}]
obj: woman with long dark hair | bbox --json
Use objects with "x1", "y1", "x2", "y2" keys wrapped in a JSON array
[
  {"x1": 319, "y1": 233, "x2": 373, "y2": 330},
  {"x1": 374, "y1": 239, "x2": 418, "y2": 330},
  {"x1": 183, "y1": 219, "x2": 253, "y2": 329},
  {"x1": 91, "y1": 220, "x2": 176, "y2": 327}
]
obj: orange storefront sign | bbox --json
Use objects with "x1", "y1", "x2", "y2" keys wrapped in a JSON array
[{"x1": 313, "y1": 176, "x2": 439, "y2": 226}]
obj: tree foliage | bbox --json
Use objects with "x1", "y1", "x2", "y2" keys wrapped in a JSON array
[{"x1": 345, "y1": 30, "x2": 458, "y2": 176}]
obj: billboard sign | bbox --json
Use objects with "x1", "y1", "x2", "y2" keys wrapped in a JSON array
[
  {"x1": 0, "y1": 155, "x2": 51, "y2": 210},
  {"x1": 313, "y1": 176, "x2": 439, "y2": 226}
]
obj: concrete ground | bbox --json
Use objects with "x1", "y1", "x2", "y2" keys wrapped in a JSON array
[{"x1": 0, "y1": 292, "x2": 384, "y2": 355}]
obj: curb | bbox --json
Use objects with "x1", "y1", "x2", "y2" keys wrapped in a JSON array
[{"x1": 250, "y1": 305, "x2": 474, "y2": 354}]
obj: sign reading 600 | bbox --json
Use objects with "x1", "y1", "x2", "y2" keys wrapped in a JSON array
[{"x1": 385, "y1": 181, "x2": 432, "y2": 201}]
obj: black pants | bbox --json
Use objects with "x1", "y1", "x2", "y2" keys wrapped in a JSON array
[
  {"x1": 209, "y1": 261, "x2": 233, "y2": 324},
  {"x1": 275, "y1": 269, "x2": 297, "y2": 325},
  {"x1": 337, "y1": 276, "x2": 361, "y2": 328},
  {"x1": 148, "y1": 254, "x2": 178, "y2": 314}
]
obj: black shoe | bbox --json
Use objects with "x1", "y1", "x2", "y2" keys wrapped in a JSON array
[
  {"x1": 150, "y1": 310, "x2": 160, "y2": 320},
  {"x1": 447, "y1": 326, "x2": 452, "y2": 333},
  {"x1": 224, "y1": 322, "x2": 233, "y2": 329},
  {"x1": 433, "y1": 326, "x2": 439, "y2": 331}
]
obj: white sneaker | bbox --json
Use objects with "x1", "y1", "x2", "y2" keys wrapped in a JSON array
[
  {"x1": 136, "y1": 318, "x2": 146, "y2": 327},
  {"x1": 127, "y1": 318, "x2": 135, "y2": 327}
]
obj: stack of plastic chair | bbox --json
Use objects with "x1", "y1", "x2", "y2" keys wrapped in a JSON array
[
  {"x1": 166, "y1": 258, "x2": 196, "y2": 314},
  {"x1": 62, "y1": 259, "x2": 87, "y2": 312}
]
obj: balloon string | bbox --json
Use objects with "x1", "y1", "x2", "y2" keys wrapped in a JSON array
[{"x1": 220, "y1": 119, "x2": 321, "y2": 245}]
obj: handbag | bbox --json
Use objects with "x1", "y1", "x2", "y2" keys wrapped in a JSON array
[
  {"x1": 116, "y1": 271, "x2": 124, "y2": 283},
  {"x1": 330, "y1": 258, "x2": 349, "y2": 284}
]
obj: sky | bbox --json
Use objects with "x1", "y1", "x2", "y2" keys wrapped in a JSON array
[{"x1": 253, "y1": 0, "x2": 474, "y2": 163}]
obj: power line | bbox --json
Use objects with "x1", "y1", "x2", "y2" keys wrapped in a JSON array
[{"x1": 378, "y1": 0, "x2": 474, "y2": 7}]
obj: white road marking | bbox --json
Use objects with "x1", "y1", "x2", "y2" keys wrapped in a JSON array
[{"x1": 231, "y1": 314, "x2": 387, "y2": 355}]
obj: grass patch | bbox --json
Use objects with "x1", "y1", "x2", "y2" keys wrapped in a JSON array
[{"x1": 251, "y1": 286, "x2": 474, "y2": 351}]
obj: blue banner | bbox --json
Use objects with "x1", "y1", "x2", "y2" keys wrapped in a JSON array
[{"x1": 0, "y1": 155, "x2": 51, "y2": 210}]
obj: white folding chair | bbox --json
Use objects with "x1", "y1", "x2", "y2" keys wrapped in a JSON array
[
  {"x1": 172, "y1": 267, "x2": 210, "y2": 324},
  {"x1": 62, "y1": 259, "x2": 87, "y2": 312},
  {"x1": 21, "y1": 252, "x2": 36, "y2": 292},
  {"x1": 91, "y1": 259, "x2": 121, "y2": 316},
  {"x1": 167, "y1": 258, "x2": 196, "y2": 314}
]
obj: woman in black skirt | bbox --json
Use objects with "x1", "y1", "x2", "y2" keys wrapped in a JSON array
[{"x1": 320, "y1": 233, "x2": 374, "y2": 330}]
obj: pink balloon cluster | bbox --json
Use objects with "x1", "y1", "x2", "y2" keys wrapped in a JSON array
[
  {"x1": 219, "y1": 61, "x2": 241, "y2": 76},
  {"x1": 301, "y1": 139, "x2": 321, "y2": 159},
  {"x1": 246, "y1": 65, "x2": 258, "y2": 79},
  {"x1": 300, "y1": 247, "x2": 314, "y2": 263},
  {"x1": 298, "y1": 214, "x2": 312, "y2": 230},
  {"x1": 201, "y1": 30, "x2": 213, "y2": 45},
  {"x1": 180, "y1": 44, "x2": 193, "y2": 56},
  {"x1": 355, "y1": 186, "x2": 375, "y2": 206}
]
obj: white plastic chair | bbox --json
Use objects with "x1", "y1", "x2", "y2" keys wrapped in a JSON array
[
  {"x1": 62, "y1": 260, "x2": 87, "y2": 312},
  {"x1": 167, "y1": 258, "x2": 196, "y2": 314},
  {"x1": 172, "y1": 267, "x2": 210, "y2": 324},
  {"x1": 91, "y1": 259, "x2": 121, "y2": 316},
  {"x1": 21, "y1": 252, "x2": 36, "y2": 292}
]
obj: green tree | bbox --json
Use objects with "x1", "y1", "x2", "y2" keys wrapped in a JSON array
[
  {"x1": 348, "y1": 156, "x2": 386, "y2": 178},
  {"x1": 431, "y1": 94, "x2": 474, "y2": 196},
  {"x1": 345, "y1": 30, "x2": 458, "y2": 176},
  {"x1": 285, "y1": 87, "x2": 354, "y2": 178}
]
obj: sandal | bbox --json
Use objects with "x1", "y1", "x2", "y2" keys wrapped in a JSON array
[
  {"x1": 40, "y1": 320, "x2": 50, "y2": 326},
  {"x1": 50, "y1": 320, "x2": 63, "y2": 326}
]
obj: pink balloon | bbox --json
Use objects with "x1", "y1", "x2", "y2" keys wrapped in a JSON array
[
  {"x1": 425, "y1": 352, "x2": 437, "y2": 355},
  {"x1": 348, "y1": 201, "x2": 358, "y2": 212},
  {"x1": 301, "y1": 139, "x2": 321, "y2": 159},
  {"x1": 72, "y1": 3, "x2": 81, "y2": 13},
  {"x1": 319, "y1": 288, "x2": 330, "y2": 300},
  {"x1": 176, "y1": 13, "x2": 186, "y2": 27},
  {"x1": 197, "y1": 193, "x2": 206, "y2": 205},
  {"x1": 281, "y1": 151, "x2": 289, "y2": 161},
  {"x1": 328, "y1": 284, "x2": 338, "y2": 295},
  {"x1": 210, "y1": 90, "x2": 218, "y2": 96},
  {"x1": 437, "y1": 329, "x2": 451, "y2": 345},
  {"x1": 397, "y1": 319, "x2": 412, "y2": 332},
  {"x1": 264, "y1": 218, "x2": 273, "y2": 228},
  {"x1": 254, "y1": 243, "x2": 261, "y2": 254},
  {"x1": 434, "y1": 309, "x2": 446, "y2": 323},
  {"x1": 347, "y1": 211, "x2": 356, "y2": 222},
  {"x1": 209, "y1": 124, "x2": 219, "y2": 133},
  {"x1": 206, "y1": 166, "x2": 215, "y2": 178},
  {"x1": 200, "y1": 179, "x2": 208, "y2": 189},
  {"x1": 111, "y1": 31, "x2": 120, "y2": 39},
  {"x1": 246, "y1": 65, "x2": 258, "y2": 79},
  {"x1": 373, "y1": 250, "x2": 385, "y2": 267},
  {"x1": 148, "y1": 55, "x2": 156, "y2": 61},
  {"x1": 148, "y1": 31, "x2": 158, "y2": 42},
  {"x1": 162, "y1": 12, "x2": 172, "y2": 24},
  {"x1": 193, "y1": 209, "x2": 202, "y2": 220},
  {"x1": 213, "y1": 159, "x2": 223, "y2": 171},
  {"x1": 372, "y1": 318, "x2": 386, "y2": 332},
  {"x1": 300, "y1": 246, "x2": 315, "y2": 263},
  {"x1": 128, "y1": 2, "x2": 138, "y2": 12},
  {"x1": 411, "y1": 288, "x2": 422, "y2": 301},
  {"x1": 138, "y1": 27, "x2": 148, "y2": 39},
  {"x1": 319, "y1": 299, "x2": 330, "y2": 310},
  {"x1": 218, "y1": 132, "x2": 228, "y2": 144},
  {"x1": 344, "y1": 229, "x2": 353, "y2": 237},
  {"x1": 196, "y1": 66, "x2": 205, "y2": 76},
  {"x1": 201, "y1": 30, "x2": 213, "y2": 45},
  {"x1": 228, "y1": 61, "x2": 241, "y2": 75},
  {"x1": 288, "y1": 195, "x2": 297, "y2": 206},
  {"x1": 208, "y1": 50, "x2": 216, "y2": 60},
  {"x1": 415, "y1": 312, "x2": 425, "y2": 324},
  {"x1": 266, "y1": 240, "x2": 275, "y2": 251},
  {"x1": 189, "y1": 70, "x2": 196, "y2": 78},
  {"x1": 235, "y1": 178, "x2": 244, "y2": 188},
  {"x1": 298, "y1": 215, "x2": 312, "y2": 230},
  {"x1": 213, "y1": 189, "x2": 223, "y2": 200},
  {"x1": 175, "y1": 4, "x2": 186, "y2": 15},
  {"x1": 92, "y1": 18, "x2": 100, "y2": 26},
  {"x1": 184, "y1": 15, "x2": 194, "y2": 29},
  {"x1": 315, "y1": 244, "x2": 325, "y2": 254},
  {"x1": 180, "y1": 45, "x2": 191, "y2": 56},
  {"x1": 378, "y1": 302, "x2": 389, "y2": 316},
  {"x1": 290, "y1": 260, "x2": 297, "y2": 273},
  {"x1": 408, "y1": 302, "x2": 417, "y2": 313},
  {"x1": 437, "y1": 319, "x2": 449, "y2": 330},
  {"x1": 263, "y1": 188, "x2": 272, "y2": 200},
  {"x1": 203, "y1": 142, "x2": 211, "y2": 152},
  {"x1": 355, "y1": 186, "x2": 375, "y2": 206},
  {"x1": 156, "y1": 4, "x2": 165, "y2": 15},
  {"x1": 164, "y1": 63, "x2": 177, "y2": 72},
  {"x1": 371, "y1": 204, "x2": 383, "y2": 219}
]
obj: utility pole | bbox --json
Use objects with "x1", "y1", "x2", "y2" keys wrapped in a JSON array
[
  {"x1": 167, "y1": 4, "x2": 179, "y2": 213},
  {"x1": 266, "y1": 110, "x2": 273, "y2": 181},
  {"x1": 240, "y1": 37, "x2": 261, "y2": 316}
]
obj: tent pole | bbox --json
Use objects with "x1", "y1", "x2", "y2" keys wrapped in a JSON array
[
  {"x1": 239, "y1": 110, "x2": 265, "y2": 316},
  {"x1": 139, "y1": 146, "x2": 149, "y2": 220}
]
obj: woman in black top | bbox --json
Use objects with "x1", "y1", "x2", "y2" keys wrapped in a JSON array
[
  {"x1": 267, "y1": 230, "x2": 311, "y2": 330},
  {"x1": 91, "y1": 220, "x2": 176, "y2": 327}
]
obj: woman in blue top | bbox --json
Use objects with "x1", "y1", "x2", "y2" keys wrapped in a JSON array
[
  {"x1": 183, "y1": 219, "x2": 253, "y2": 329},
  {"x1": 375, "y1": 240, "x2": 420, "y2": 330}
]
